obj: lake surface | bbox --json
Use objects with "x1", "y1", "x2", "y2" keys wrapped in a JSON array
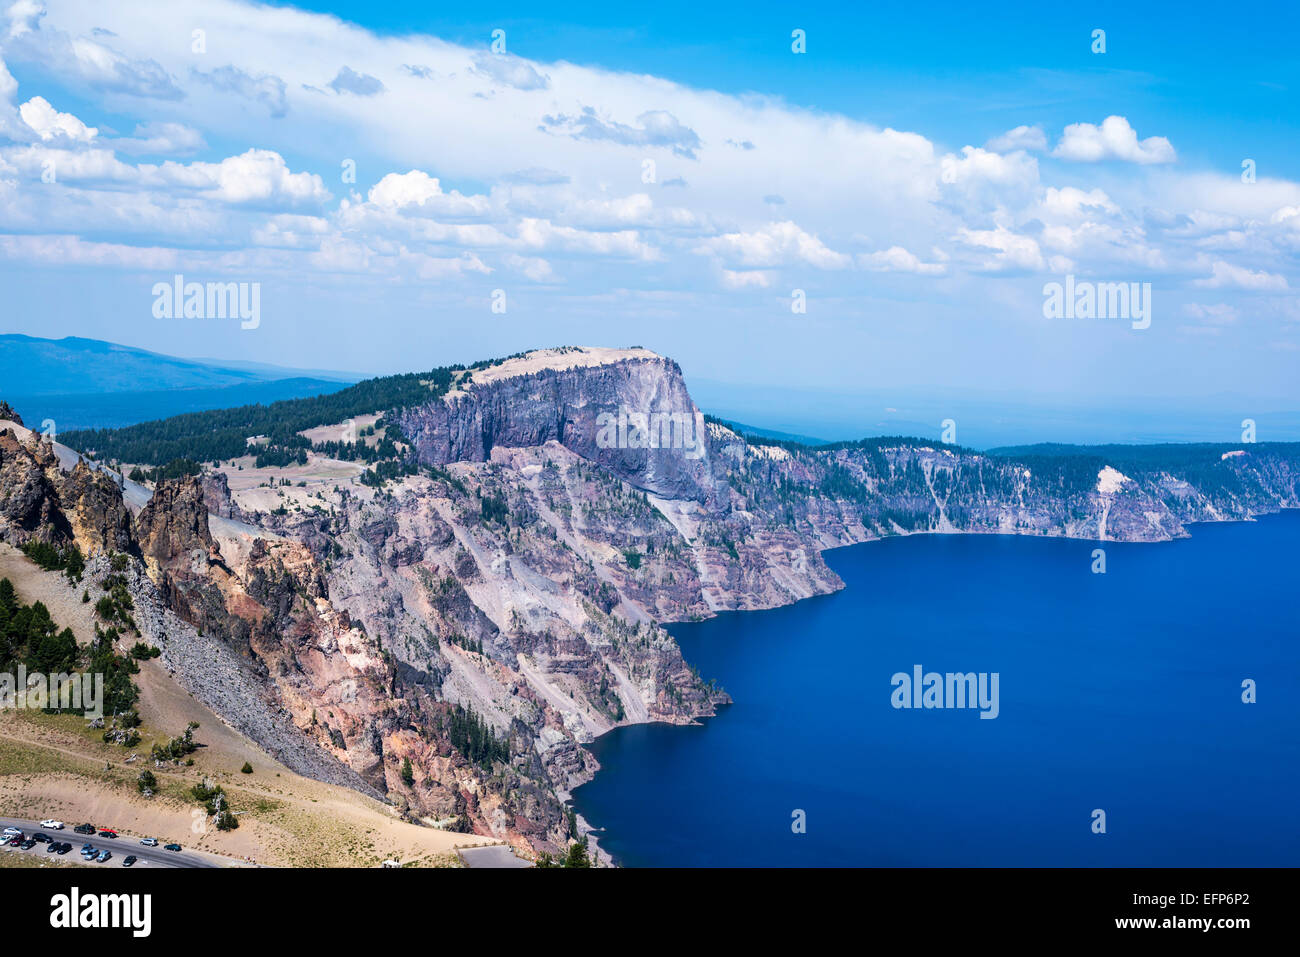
[{"x1": 571, "y1": 512, "x2": 1300, "y2": 867}]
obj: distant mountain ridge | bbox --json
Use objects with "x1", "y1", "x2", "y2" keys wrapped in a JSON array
[
  {"x1": 0, "y1": 334, "x2": 361, "y2": 395},
  {"x1": 0, "y1": 334, "x2": 363, "y2": 431}
]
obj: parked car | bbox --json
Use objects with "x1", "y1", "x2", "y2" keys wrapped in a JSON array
[
  {"x1": 74, "y1": 824, "x2": 96, "y2": 835},
  {"x1": 19, "y1": 840, "x2": 35, "y2": 849},
  {"x1": 55, "y1": 843, "x2": 70, "y2": 855},
  {"x1": 44, "y1": 842, "x2": 59, "y2": 854},
  {"x1": 7, "y1": 836, "x2": 23, "y2": 847},
  {"x1": 2, "y1": 827, "x2": 21, "y2": 836},
  {"x1": 32, "y1": 833, "x2": 51, "y2": 843},
  {"x1": 163, "y1": 843, "x2": 182, "y2": 852},
  {"x1": 123, "y1": 855, "x2": 137, "y2": 867},
  {"x1": 139, "y1": 837, "x2": 158, "y2": 847},
  {"x1": 97, "y1": 829, "x2": 117, "y2": 838},
  {"x1": 40, "y1": 819, "x2": 64, "y2": 830},
  {"x1": 96, "y1": 850, "x2": 111, "y2": 863}
]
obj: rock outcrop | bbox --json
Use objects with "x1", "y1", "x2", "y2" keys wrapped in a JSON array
[{"x1": 398, "y1": 349, "x2": 722, "y2": 506}]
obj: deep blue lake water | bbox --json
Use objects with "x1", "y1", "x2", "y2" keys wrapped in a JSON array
[{"x1": 571, "y1": 512, "x2": 1300, "y2": 867}]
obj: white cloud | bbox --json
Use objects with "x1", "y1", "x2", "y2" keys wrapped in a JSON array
[
  {"x1": 505, "y1": 253, "x2": 555, "y2": 282},
  {"x1": 699, "y1": 221, "x2": 850, "y2": 270},
  {"x1": 327, "y1": 65, "x2": 385, "y2": 96},
  {"x1": 471, "y1": 52, "x2": 549, "y2": 91},
  {"x1": 957, "y1": 226, "x2": 1051, "y2": 272},
  {"x1": 112, "y1": 120, "x2": 204, "y2": 156},
  {"x1": 858, "y1": 245, "x2": 946, "y2": 275},
  {"x1": 1193, "y1": 260, "x2": 1288, "y2": 291},
  {"x1": 0, "y1": 232, "x2": 176, "y2": 268},
  {"x1": 192, "y1": 65, "x2": 287, "y2": 117},
  {"x1": 941, "y1": 146, "x2": 1037, "y2": 186},
  {"x1": 18, "y1": 95, "x2": 97, "y2": 142},
  {"x1": 251, "y1": 213, "x2": 329, "y2": 248},
  {"x1": 986, "y1": 125, "x2": 1046, "y2": 153},
  {"x1": 152, "y1": 149, "x2": 330, "y2": 206},
  {"x1": 367, "y1": 170, "x2": 489, "y2": 217},
  {"x1": 541, "y1": 107, "x2": 701, "y2": 159},
  {"x1": 1053, "y1": 116, "x2": 1176, "y2": 165},
  {"x1": 1038, "y1": 186, "x2": 1118, "y2": 220},
  {"x1": 720, "y1": 268, "x2": 771, "y2": 289},
  {"x1": 0, "y1": 52, "x2": 16, "y2": 102}
]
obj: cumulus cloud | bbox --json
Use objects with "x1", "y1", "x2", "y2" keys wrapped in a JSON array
[
  {"x1": 153, "y1": 148, "x2": 330, "y2": 207},
  {"x1": 956, "y1": 226, "x2": 1055, "y2": 272},
  {"x1": 942, "y1": 146, "x2": 1038, "y2": 187},
  {"x1": 1053, "y1": 116, "x2": 1176, "y2": 165},
  {"x1": 986, "y1": 125, "x2": 1047, "y2": 153},
  {"x1": 17, "y1": 95, "x2": 96, "y2": 142},
  {"x1": 1038, "y1": 186, "x2": 1118, "y2": 220},
  {"x1": 366, "y1": 170, "x2": 489, "y2": 217},
  {"x1": 858, "y1": 245, "x2": 946, "y2": 275},
  {"x1": 699, "y1": 221, "x2": 850, "y2": 270}
]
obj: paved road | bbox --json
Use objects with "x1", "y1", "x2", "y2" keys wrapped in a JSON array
[
  {"x1": 0, "y1": 816, "x2": 222, "y2": 869},
  {"x1": 457, "y1": 845, "x2": 533, "y2": 868}
]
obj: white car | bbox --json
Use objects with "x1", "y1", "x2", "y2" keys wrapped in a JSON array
[{"x1": 40, "y1": 819, "x2": 64, "y2": 830}]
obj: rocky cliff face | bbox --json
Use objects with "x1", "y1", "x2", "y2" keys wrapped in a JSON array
[
  {"x1": 398, "y1": 349, "x2": 722, "y2": 506},
  {"x1": 0, "y1": 429, "x2": 69, "y2": 544}
]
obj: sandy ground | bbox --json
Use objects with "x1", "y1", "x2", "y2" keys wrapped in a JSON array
[
  {"x1": 298, "y1": 413, "x2": 382, "y2": 446},
  {"x1": 466, "y1": 347, "x2": 660, "y2": 390},
  {"x1": 0, "y1": 549, "x2": 499, "y2": 867}
]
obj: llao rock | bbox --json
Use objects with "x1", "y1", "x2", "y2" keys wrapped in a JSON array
[{"x1": 397, "y1": 349, "x2": 724, "y2": 507}]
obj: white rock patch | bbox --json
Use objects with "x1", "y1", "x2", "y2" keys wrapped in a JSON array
[{"x1": 1096, "y1": 465, "x2": 1130, "y2": 495}]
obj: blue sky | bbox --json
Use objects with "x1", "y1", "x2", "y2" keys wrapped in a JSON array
[
  {"x1": 271, "y1": 0, "x2": 1300, "y2": 176},
  {"x1": 1, "y1": 0, "x2": 1298, "y2": 429}
]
